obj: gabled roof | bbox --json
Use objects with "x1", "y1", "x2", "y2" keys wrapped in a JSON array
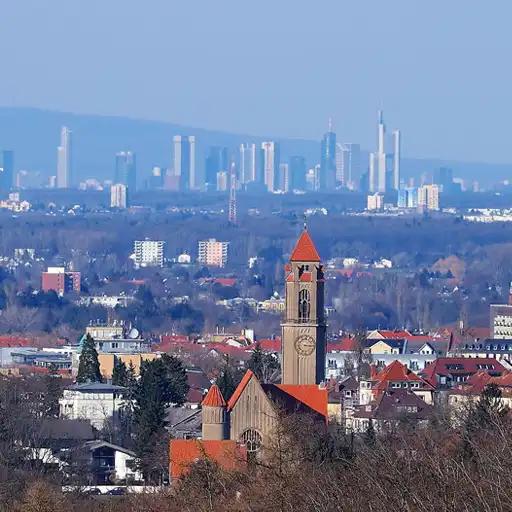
[
  {"x1": 420, "y1": 357, "x2": 506, "y2": 387},
  {"x1": 202, "y1": 384, "x2": 226, "y2": 407},
  {"x1": 227, "y1": 370, "x2": 254, "y2": 410},
  {"x1": 373, "y1": 360, "x2": 435, "y2": 393},
  {"x1": 290, "y1": 230, "x2": 321, "y2": 262},
  {"x1": 275, "y1": 384, "x2": 328, "y2": 418}
]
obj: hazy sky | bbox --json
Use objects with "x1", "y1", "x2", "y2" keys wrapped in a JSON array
[{"x1": 1, "y1": 1, "x2": 512, "y2": 162}]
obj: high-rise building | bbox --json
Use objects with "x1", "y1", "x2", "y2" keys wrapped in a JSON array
[
  {"x1": 336, "y1": 143, "x2": 360, "y2": 189},
  {"x1": 115, "y1": 151, "x2": 136, "y2": 192},
  {"x1": 320, "y1": 119, "x2": 336, "y2": 191},
  {"x1": 134, "y1": 240, "x2": 165, "y2": 268},
  {"x1": 418, "y1": 184, "x2": 440, "y2": 211},
  {"x1": 239, "y1": 143, "x2": 257, "y2": 185},
  {"x1": 277, "y1": 163, "x2": 289, "y2": 193},
  {"x1": 57, "y1": 127, "x2": 72, "y2": 188},
  {"x1": 198, "y1": 239, "x2": 228, "y2": 268},
  {"x1": 42, "y1": 267, "x2": 81, "y2": 295},
  {"x1": 205, "y1": 146, "x2": 228, "y2": 190},
  {"x1": 216, "y1": 171, "x2": 228, "y2": 192},
  {"x1": 368, "y1": 111, "x2": 400, "y2": 193},
  {"x1": 0, "y1": 151, "x2": 14, "y2": 191},
  {"x1": 228, "y1": 162, "x2": 237, "y2": 224},
  {"x1": 367, "y1": 192, "x2": 384, "y2": 211},
  {"x1": 261, "y1": 142, "x2": 280, "y2": 192},
  {"x1": 433, "y1": 167, "x2": 455, "y2": 193},
  {"x1": 110, "y1": 183, "x2": 128, "y2": 208},
  {"x1": 289, "y1": 156, "x2": 306, "y2": 191},
  {"x1": 148, "y1": 166, "x2": 164, "y2": 190},
  {"x1": 173, "y1": 136, "x2": 197, "y2": 191},
  {"x1": 397, "y1": 187, "x2": 418, "y2": 208}
]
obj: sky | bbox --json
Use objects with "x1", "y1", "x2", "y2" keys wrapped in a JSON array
[{"x1": 1, "y1": 0, "x2": 512, "y2": 163}]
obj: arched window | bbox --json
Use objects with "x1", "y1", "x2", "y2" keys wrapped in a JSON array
[
  {"x1": 240, "y1": 429, "x2": 262, "y2": 453},
  {"x1": 298, "y1": 289, "x2": 310, "y2": 321}
]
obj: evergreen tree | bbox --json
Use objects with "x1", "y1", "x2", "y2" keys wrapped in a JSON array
[
  {"x1": 216, "y1": 356, "x2": 244, "y2": 401},
  {"x1": 42, "y1": 365, "x2": 62, "y2": 418},
  {"x1": 248, "y1": 342, "x2": 280, "y2": 383},
  {"x1": 76, "y1": 334, "x2": 102, "y2": 383},
  {"x1": 162, "y1": 353, "x2": 189, "y2": 405},
  {"x1": 112, "y1": 358, "x2": 128, "y2": 387}
]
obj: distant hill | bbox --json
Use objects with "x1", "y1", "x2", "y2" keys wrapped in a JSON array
[{"x1": 0, "y1": 107, "x2": 509, "y2": 186}]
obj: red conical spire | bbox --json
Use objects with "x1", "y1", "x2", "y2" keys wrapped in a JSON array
[
  {"x1": 202, "y1": 384, "x2": 226, "y2": 407},
  {"x1": 290, "y1": 229, "x2": 321, "y2": 262}
]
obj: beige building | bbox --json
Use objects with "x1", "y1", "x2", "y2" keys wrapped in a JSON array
[
  {"x1": 98, "y1": 352, "x2": 159, "y2": 379},
  {"x1": 367, "y1": 192, "x2": 384, "y2": 211},
  {"x1": 110, "y1": 183, "x2": 127, "y2": 208},
  {"x1": 198, "y1": 239, "x2": 228, "y2": 268}
]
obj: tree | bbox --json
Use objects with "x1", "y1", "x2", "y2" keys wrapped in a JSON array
[
  {"x1": 216, "y1": 357, "x2": 244, "y2": 401},
  {"x1": 247, "y1": 343, "x2": 280, "y2": 383},
  {"x1": 41, "y1": 365, "x2": 63, "y2": 418},
  {"x1": 133, "y1": 357, "x2": 188, "y2": 480},
  {"x1": 112, "y1": 358, "x2": 128, "y2": 387},
  {"x1": 76, "y1": 334, "x2": 102, "y2": 383}
]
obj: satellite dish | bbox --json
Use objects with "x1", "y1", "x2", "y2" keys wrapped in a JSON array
[{"x1": 128, "y1": 328, "x2": 140, "y2": 339}]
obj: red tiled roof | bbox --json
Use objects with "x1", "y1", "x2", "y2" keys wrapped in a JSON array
[
  {"x1": 300, "y1": 272, "x2": 312, "y2": 282},
  {"x1": 169, "y1": 439, "x2": 246, "y2": 479},
  {"x1": 327, "y1": 337, "x2": 358, "y2": 352},
  {"x1": 377, "y1": 330, "x2": 412, "y2": 339},
  {"x1": 276, "y1": 384, "x2": 328, "y2": 419},
  {"x1": 290, "y1": 230, "x2": 321, "y2": 262},
  {"x1": 207, "y1": 344, "x2": 248, "y2": 359},
  {"x1": 256, "y1": 339, "x2": 282, "y2": 353},
  {"x1": 202, "y1": 384, "x2": 226, "y2": 407},
  {"x1": 421, "y1": 357, "x2": 506, "y2": 387},
  {"x1": 0, "y1": 336, "x2": 33, "y2": 348},
  {"x1": 227, "y1": 370, "x2": 254, "y2": 411},
  {"x1": 372, "y1": 360, "x2": 434, "y2": 394}
]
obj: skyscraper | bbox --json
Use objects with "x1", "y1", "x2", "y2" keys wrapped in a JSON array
[
  {"x1": 57, "y1": 127, "x2": 72, "y2": 188},
  {"x1": 336, "y1": 143, "x2": 360, "y2": 189},
  {"x1": 110, "y1": 183, "x2": 128, "y2": 208},
  {"x1": 261, "y1": 142, "x2": 280, "y2": 192},
  {"x1": 228, "y1": 162, "x2": 237, "y2": 224},
  {"x1": 115, "y1": 151, "x2": 136, "y2": 192},
  {"x1": 369, "y1": 111, "x2": 400, "y2": 193},
  {"x1": 0, "y1": 151, "x2": 14, "y2": 191},
  {"x1": 239, "y1": 143, "x2": 257, "y2": 185},
  {"x1": 289, "y1": 156, "x2": 306, "y2": 191},
  {"x1": 173, "y1": 135, "x2": 197, "y2": 191},
  {"x1": 320, "y1": 119, "x2": 336, "y2": 191},
  {"x1": 205, "y1": 146, "x2": 228, "y2": 190}
]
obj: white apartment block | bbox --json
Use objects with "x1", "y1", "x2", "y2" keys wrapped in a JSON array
[
  {"x1": 198, "y1": 238, "x2": 228, "y2": 268},
  {"x1": 133, "y1": 239, "x2": 164, "y2": 268},
  {"x1": 110, "y1": 183, "x2": 127, "y2": 208},
  {"x1": 367, "y1": 192, "x2": 384, "y2": 211},
  {"x1": 418, "y1": 184, "x2": 440, "y2": 211}
]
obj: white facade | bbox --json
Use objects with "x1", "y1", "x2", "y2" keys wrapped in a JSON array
[
  {"x1": 261, "y1": 141, "x2": 278, "y2": 192},
  {"x1": 57, "y1": 126, "x2": 72, "y2": 188},
  {"x1": 110, "y1": 183, "x2": 127, "y2": 208},
  {"x1": 134, "y1": 240, "x2": 164, "y2": 268},
  {"x1": 367, "y1": 193, "x2": 384, "y2": 211},
  {"x1": 240, "y1": 143, "x2": 257, "y2": 185},
  {"x1": 59, "y1": 383, "x2": 127, "y2": 431},
  {"x1": 198, "y1": 238, "x2": 228, "y2": 267}
]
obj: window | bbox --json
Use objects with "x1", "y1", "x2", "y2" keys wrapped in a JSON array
[
  {"x1": 298, "y1": 289, "x2": 311, "y2": 321},
  {"x1": 240, "y1": 429, "x2": 262, "y2": 453}
]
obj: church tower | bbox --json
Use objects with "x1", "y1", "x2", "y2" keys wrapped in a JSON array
[{"x1": 281, "y1": 228, "x2": 326, "y2": 385}]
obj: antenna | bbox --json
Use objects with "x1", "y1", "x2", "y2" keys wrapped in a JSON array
[{"x1": 228, "y1": 161, "x2": 237, "y2": 225}]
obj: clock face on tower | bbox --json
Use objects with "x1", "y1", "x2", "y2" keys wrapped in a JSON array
[{"x1": 294, "y1": 334, "x2": 315, "y2": 356}]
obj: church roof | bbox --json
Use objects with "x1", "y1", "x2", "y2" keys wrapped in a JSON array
[
  {"x1": 201, "y1": 384, "x2": 226, "y2": 407},
  {"x1": 169, "y1": 439, "x2": 246, "y2": 480},
  {"x1": 290, "y1": 230, "x2": 321, "y2": 262},
  {"x1": 227, "y1": 369, "x2": 254, "y2": 411},
  {"x1": 275, "y1": 384, "x2": 328, "y2": 418}
]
